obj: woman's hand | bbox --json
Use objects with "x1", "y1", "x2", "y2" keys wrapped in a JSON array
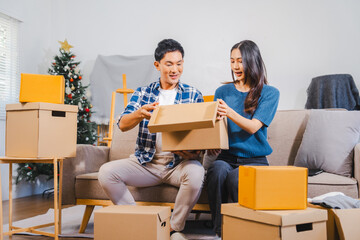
[{"x1": 217, "y1": 99, "x2": 231, "y2": 120}]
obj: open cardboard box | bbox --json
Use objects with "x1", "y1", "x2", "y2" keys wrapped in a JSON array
[
  {"x1": 148, "y1": 101, "x2": 229, "y2": 151},
  {"x1": 309, "y1": 203, "x2": 360, "y2": 240},
  {"x1": 221, "y1": 203, "x2": 327, "y2": 240},
  {"x1": 20, "y1": 73, "x2": 65, "y2": 104},
  {"x1": 148, "y1": 101, "x2": 219, "y2": 132}
]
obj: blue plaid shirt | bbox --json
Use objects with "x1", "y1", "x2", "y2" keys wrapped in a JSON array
[{"x1": 118, "y1": 80, "x2": 204, "y2": 168}]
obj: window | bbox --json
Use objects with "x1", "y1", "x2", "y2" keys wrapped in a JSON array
[{"x1": 0, "y1": 12, "x2": 20, "y2": 120}]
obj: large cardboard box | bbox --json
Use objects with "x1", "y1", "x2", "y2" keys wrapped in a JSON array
[
  {"x1": 94, "y1": 205, "x2": 171, "y2": 240},
  {"x1": 309, "y1": 203, "x2": 360, "y2": 240},
  {"x1": 19, "y1": 73, "x2": 65, "y2": 104},
  {"x1": 221, "y1": 203, "x2": 328, "y2": 240},
  {"x1": 148, "y1": 101, "x2": 229, "y2": 151},
  {"x1": 238, "y1": 166, "x2": 307, "y2": 210},
  {"x1": 5, "y1": 102, "x2": 78, "y2": 158}
]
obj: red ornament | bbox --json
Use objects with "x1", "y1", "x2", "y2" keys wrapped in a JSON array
[
  {"x1": 85, "y1": 108, "x2": 90, "y2": 113},
  {"x1": 68, "y1": 94, "x2": 72, "y2": 99},
  {"x1": 52, "y1": 62, "x2": 56, "y2": 65},
  {"x1": 70, "y1": 78, "x2": 74, "y2": 82},
  {"x1": 27, "y1": 166, "x2": 32, "y2": 170},
  {"x1": 79, "y1": 76, "x2": 82, "y2": 80},
  {"x1": 87, "y1": 120, "x2": 91, "y2": 123}
]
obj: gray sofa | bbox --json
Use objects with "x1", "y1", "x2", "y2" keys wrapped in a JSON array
[{"x1": 62, "y1": 109, "x2": 360, "y2": 232}]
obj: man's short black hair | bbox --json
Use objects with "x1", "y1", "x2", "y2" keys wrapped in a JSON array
[{"x1": 154, "y1": 39, "x2": 184, "y2": 62}]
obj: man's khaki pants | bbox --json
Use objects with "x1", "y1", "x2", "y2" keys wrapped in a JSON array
[{"x1": 98, "y1": 155, "x2": 205, "y2": 231}]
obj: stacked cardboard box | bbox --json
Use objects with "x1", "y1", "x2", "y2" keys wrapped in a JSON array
[
  {"x1": 148, "y1": 101, "x2": 229, "y2": 151},
  {"x1": 5, "y1": 73, "x2": 77, "y2": 158},
  {"x1": 221, "y1": 203, "x2": 327, "y2": 240}
]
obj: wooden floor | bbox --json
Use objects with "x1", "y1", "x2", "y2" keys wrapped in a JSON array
[{"x1": 2, "y1": 194, "x2": 89, "y2": 240}]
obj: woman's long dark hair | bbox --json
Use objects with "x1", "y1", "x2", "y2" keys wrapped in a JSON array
[{"x1": 231, "y1": 40, "x2": 268, "y2": 115}]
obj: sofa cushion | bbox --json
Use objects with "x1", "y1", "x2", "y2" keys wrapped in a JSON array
[
  {"x1": 308, "y1": 173, "x2": 358, "y2": 198},
  {"x1": 109, "y1": 124, "x2": 139, "y2": 161},
  {"x1": 75, "y1": 172, "x2": 209, "y2": 204},
  {"x1": 267, "y1": 110, "x2": 310, "y2": 166},
  {"x1": 294, "y1": 110, "x2": 360, "y2": 177}
]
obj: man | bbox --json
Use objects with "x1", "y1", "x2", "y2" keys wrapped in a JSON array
[{"x1": 98, "y1": 39, "x2": 205, "y2": 240}]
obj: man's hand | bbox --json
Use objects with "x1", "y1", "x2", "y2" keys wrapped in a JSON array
[
  {"x1": 172, "y1": 150, "x2": 202, "y2": 160},
  {"x1": 138, "y1": 102, "x2": 159, "y2": 120}
]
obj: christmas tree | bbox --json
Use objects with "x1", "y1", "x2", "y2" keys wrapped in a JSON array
[{"x1": 16, "y1": 39, "x2": 97, "y2": 184}]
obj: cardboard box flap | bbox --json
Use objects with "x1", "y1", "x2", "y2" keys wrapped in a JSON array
[
  {"x1": 332, "y1": 208, "x2": 360, "y2": 240},
  {"x1": 95, "y1": 205, "x2": 171, "y2": 216},
  {"x1": 221, "y1": 204, "x2": 327, "y2": 227},
  {"x1": 148, "y1": 101, "x2": 219, "y2": 133},
  {"x1": 6, "y1": 102, "x2": 78, "y2": 113},
  {"x1": 157, "y1": 207, "x2": 171, "y2": 222}
]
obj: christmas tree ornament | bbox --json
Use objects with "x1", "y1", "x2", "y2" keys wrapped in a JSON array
[
  {"x1": 58, "y1": 39, "x2": 73, "y2": 52},
  {"x1": 85, "y1": 108, "x2": 90, "y2": 113},
  {"x1": 71, "y1": 85, "x2": 75, "y2": 91},
  {"x1": 70, "y1": 78, "x2": 74, "y2": 82},
  {"x1": 79, "y1": 76, "x2": 82, "y2": 80}
]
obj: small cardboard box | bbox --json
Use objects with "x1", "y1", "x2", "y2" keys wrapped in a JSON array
[
  {"x1": 148, "y1": 101, "x2": 229, "y2": 151},
  {"x1": 94, "y1": 205, "x2": 171, "y2": 240},
  {"x1": 309, "y1": 203, "x2": 360, "y2": 240},
  {"x1": 19, "y1": 73, "x2": 65, "y2": 104},
  {"x1": 5, "y1": 102, "x2": 78, "y2": 158},
  {"x1": 221, "y1": 203, "x2": 328, "y2": 240},
  {"x1": 238, "y1": 166, "x2": 308, "y2": 210}
]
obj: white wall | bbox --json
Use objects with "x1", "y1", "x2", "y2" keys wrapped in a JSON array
[
  {"x1": 1, "y1": 0, "x2": 54, "y2": 200},
  {"x1": 1, "y1": 0, "x2": 360, "y2": 199}
]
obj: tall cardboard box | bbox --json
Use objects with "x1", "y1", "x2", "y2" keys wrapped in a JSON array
[
  {"x1": 94, "y1": 205, "x2": 171, "y2": 240},
  {"x1": 238, "y1": 166, "x2": 307, "y2": 210},
  {"x1": 221, "y1": 203, "x2": 328, "y2": 240},
  {"x1": 148, "y1": 101, "x2": 229, "y2": 151},
  {"x1": 5, "y1": 102, "x2": 78, "y2": 158},
  {"x1": 19, "y1": 73, "x2": 65, "y2": 104}
]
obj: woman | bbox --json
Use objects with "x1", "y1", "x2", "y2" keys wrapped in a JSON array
[{"x1": 206, "y1": 40, "x2": 280, "y2": 238}]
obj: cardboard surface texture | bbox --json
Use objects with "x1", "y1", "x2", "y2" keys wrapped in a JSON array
[
  {"x1": 309, "y1": 203, "x2": 360, "y2": 240},
  {"x1": 20, "y1": 73, "x2": 65, "y2": 104},
  {"x1": 94, "y1": 205, "x2": 171, "y2": 240},
  {"x1": 238, "y1": 166, "x2": 307, "y2": 210},
  {"x1": 332, "y1": 208, "x2": 360, "y2": 240},
  {"x1": 221, "y1": 203, "x2": 327, "y2": 240},
  {"x1": 148, "y1": 101, "x2": 218, "y2": 133},
  {"x1": 148, "y1": 101, "x2": 229, "y2": 151},
  {"x1": 162, "y1": 117, "x2": 228, "y2": 151},
  {"x1": 5, "y1": 102, "x2": 78, "y2": 158}
]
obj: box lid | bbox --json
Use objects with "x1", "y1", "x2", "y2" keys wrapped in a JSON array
[
  {"x1": 221, "y1": 203, "x2": 327, "y2": 227},
  {"x1": 6, "y1": 102, "x2": 78, "y2": 113},
  {"x1": 148, "y1": 101, "x2": 219, "y2": 133},
  {"x1": 94, "y1": 205, "x2": 171, "y2": 221}
]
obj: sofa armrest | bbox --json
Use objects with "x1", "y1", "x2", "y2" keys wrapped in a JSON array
[
  {"x1": 353, "y1": 143, "x2": 360, "y2": 195},
  {"x1": 62, "y1": 144, "x2": 110, "y2": 205}
]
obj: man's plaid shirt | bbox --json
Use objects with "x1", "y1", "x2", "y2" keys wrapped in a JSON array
[{"x1": 118, "y1": 80, "x2": 204, "y2": 168}]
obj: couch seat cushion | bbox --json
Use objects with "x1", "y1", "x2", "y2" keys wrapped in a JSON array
[
  {"x1": 308, "y1": 172, "x2": 357, "y2": 185},
  {"x1": 75, "y1": 172, "x2": 209, "y2": 204}
]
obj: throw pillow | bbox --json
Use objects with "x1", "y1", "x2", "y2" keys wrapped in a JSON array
[{"x1": 294, "y1": 110, "x2": 360, "y2": 177}]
